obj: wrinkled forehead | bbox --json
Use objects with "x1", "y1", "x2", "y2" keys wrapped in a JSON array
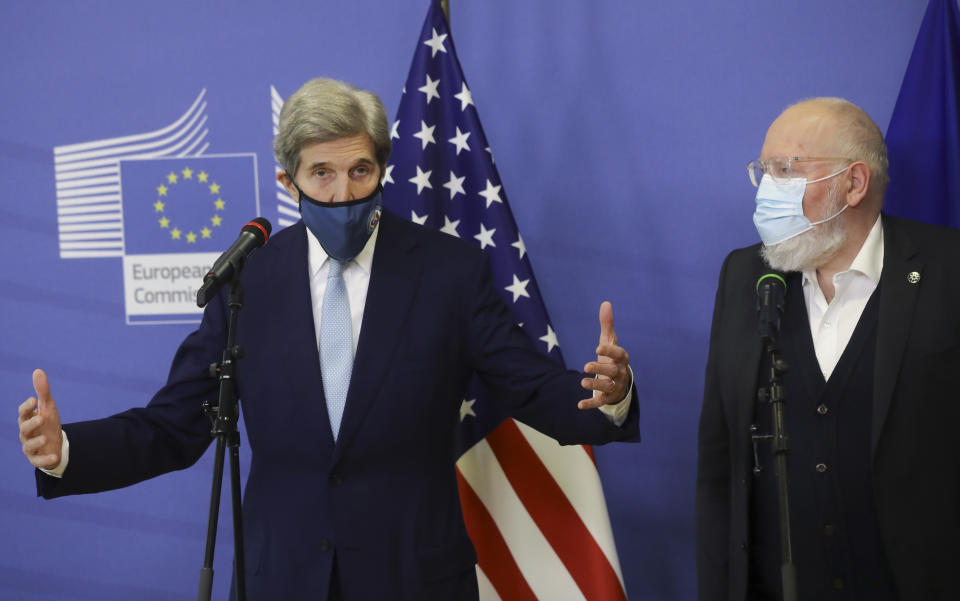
[{"x1": 761, "y1": 105, "x2": 840, "y2": 159}]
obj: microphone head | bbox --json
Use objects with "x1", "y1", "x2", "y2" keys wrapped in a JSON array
[
  {"x1": 242, "y1": 217, "x2": 272, "y2": 245},
  {"x1": 756, "y1": 273, "x2": 787, "y2": 295}
]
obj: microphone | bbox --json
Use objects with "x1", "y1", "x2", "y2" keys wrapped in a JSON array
[
  {"x1": 196, "y1": 217, "x2": 272, "y2": 307},
  {"x1": 756, "y1": 273, "x2": 786, "y2": 344}
]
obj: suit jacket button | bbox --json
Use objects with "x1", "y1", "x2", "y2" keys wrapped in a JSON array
[
  {"x1": 816, "y1": 404, "x2": 829, "y2": 415},
  {"x1": 319, "y1": 539, "x2": 331, "y2": 552},
  {"x1": 816, "y1": 463, "x2": 828, "y2": 473}
]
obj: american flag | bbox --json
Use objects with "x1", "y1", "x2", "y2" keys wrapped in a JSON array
[{"x1": 385, "y1": 2, "x2": 628, "y2": 599}]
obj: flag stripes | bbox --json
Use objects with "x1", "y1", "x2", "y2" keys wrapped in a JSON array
[{"x1": 488, "y1": 421, "x2": 628, "y2": 600}]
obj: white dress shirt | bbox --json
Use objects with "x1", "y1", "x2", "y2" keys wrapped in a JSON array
[{"x1": 801, "y1": 216, "x2": 884, "y2": 380}]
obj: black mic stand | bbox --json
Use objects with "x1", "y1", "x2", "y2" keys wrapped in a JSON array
[
  {"x1": 197, "y1": 261, "x2": 247, "y2": 601},
  {"x1": 751, "y1": 327, "x2": 798, "y2": 601}
]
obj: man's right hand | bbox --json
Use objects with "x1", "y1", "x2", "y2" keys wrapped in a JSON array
[{"x1": 18, "y1": 369, "x2": 63, "y2": 470}]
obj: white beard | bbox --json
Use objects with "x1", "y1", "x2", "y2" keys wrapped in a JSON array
[{"x1": 761, "y1": 181, "x2": 848, "y2": 272}]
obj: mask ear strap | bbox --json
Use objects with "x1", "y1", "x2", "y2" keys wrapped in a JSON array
[
  {"x1": 809, "y1": 202, "x2": 849, "y2": 226},
  {"x1": 807, "y1": 165, "x2": 851, "y2": 184}
]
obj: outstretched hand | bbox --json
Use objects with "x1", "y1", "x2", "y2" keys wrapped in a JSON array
[
  {"x1": 578, "y1": 301, "x2": 631, "y2": 409},
  {"x1": 18, "y1": 369, "x2": 63, "y2": 470}
]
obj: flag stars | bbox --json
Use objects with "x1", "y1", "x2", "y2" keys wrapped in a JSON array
[
  {"x1": 214, "y1": 198, "x2": 225, "y2": 210},
  {"x1": 181, "y1": 167, "x2": 193, "y2": 179},
  {"x1": 423, "y1": 27, "x2": 449, "y2": 57},
  {"x1": 418, "y1": 73, "x2": 441, "y2": 104},
  {"x1": 209, "y1": 182, "x2": 221, "y2": 195},
  {"x1": 409, "y1": 165, "x2": 433, "y2": 194},
  {"x1": 211, "y1": 215, "x2": 223, "y2": 227},
  {"x1": 511, "y1": 234, "x2": 527, "y2": 260},
  {"x1": 540, "y1": 325, "x2": 560, "y2": 353},
  {"x1": 474, "y1": 223, "x2": 496, "y2": 249},
  {"x1": 166, "y1": 172, "x2": 178, "y2": 184},
  {"x1": 391, "y1": 120, "x2": 400, "y2": 140},
  {"x1": 443, "y1": 170, "x2": 466, "y2": 199},
  {"x1": 505, "y1": 274, "x2": 531, "y2": 303},
  {"x1": 159, "y1": 216, "x2": 170, "y2": 228},
  {"x1": 478, "y1": 179, "x2": 503, "y2": 208},
  {"x1": 454, "y1": 83, "x2": 474, "y2": 111},
  {"x1": 201, "y1": 227, "x2": 212, "y2": 239},
  {"x1": 440, "y1": 215, "x2": 461, "y2": 237},
  {"x1": 153, "y1": 200, "x2": 165, "y2": 212},
  {"x1": 411, "y1": 211, "x2": 428, "y2": 226},
  {"x1": 448, "y1": 127, "x2": 471, "y2": 155},
  {"x1": 381, "y1": 164, "x2": 395, "y2": 185},
  {"x1": 157, "y1": 184, "x2": 168, "y2": 197},
  {"x1": 197, "y1": 171, "x2": 209, "y2": 183},
  {"x1": 170, "y1": 227, "x2": 182, "y2": 240},
  {"x1": 459, "y1": 399, "x2": 477, "y2": 421},
  {"x1": 413, "y1": 120, "x2": 436, "y2": 149},
  {"x1": 186, "y1": 231, "x2": 198, "y2": 244}
]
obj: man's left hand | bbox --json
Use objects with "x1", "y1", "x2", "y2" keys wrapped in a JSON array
[{"x1": 578, "y1": 301, "x2": 630, "y2": 409}]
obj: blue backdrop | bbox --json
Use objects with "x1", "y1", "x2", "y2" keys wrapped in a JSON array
[{"x1": 0, "y1": 1, "x2": 929, "y2": 599}]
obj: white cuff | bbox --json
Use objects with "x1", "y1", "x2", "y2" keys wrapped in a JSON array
[{"x1": 38, "y1": 429, "x2": 69, "y2": 478}]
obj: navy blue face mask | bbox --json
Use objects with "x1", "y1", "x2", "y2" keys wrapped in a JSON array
[{"x1": 296, "y1": 183, "x2": 383, "y2": 261}]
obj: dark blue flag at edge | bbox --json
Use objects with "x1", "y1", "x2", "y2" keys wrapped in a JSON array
[{"x1": 885, "y1": 0, "x2": 960, "y2": 227}]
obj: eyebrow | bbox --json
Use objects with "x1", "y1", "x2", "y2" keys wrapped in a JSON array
[{"x1": 306, "y1": 158, "x2": 376, "y2": 170}]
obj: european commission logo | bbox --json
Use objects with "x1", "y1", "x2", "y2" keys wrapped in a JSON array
[{"x1": 52, "y1": 90, "x2": 260, "y2": 325}]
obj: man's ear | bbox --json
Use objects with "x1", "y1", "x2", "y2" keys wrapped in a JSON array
[
  {"x1": 277, "y1": 170, "x2": 299, "y2": 203},
  {"x1": 844, "y1": 161, "x2": 871, "y2": 208}
]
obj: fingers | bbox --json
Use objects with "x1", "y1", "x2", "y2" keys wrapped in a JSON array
[
  {"x1": 20, "y1": 418, "x2": 61, "y2": 469},
  {"x1": 593, "y1": 343, "x2": 628, "y2": 365},
  {"x1": 578, "y1": 395, "x2": 607, "y2": 410},
  {"x1": 580, "y1": 375, "x2": 619, "y2": 394},
  {"x1": 18, "y1": 397, "x2": 38, "y2": 426},
  {"x1": 598, "y1": 301, "x2": 617, "y2": 346}
]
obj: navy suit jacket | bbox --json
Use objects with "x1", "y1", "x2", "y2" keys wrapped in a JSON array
[
  {"x1": 38, "y1": 209, "x2": 639, "y2": 600},
  {"x1": 696, "y1": 215, "x2": 960, "y2": 601}
]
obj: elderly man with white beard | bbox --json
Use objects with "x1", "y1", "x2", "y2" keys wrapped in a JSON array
[{"x1": 696, "y1": 98, "x2": 960, "y2": 601}]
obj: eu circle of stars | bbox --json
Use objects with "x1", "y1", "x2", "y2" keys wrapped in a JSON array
[{"x1": 153, "y1": 165, "x2": 226, "y2": 244}]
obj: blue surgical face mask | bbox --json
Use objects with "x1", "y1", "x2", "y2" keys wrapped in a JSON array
[
  {"x1": 752, "y1": 168, "x2": 850, "y2": 246},
  {"x1": 297, "y1": 184, "x2": 383, "y2": 261}
]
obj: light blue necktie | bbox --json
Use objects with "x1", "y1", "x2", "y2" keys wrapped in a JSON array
[{"x1": 319, "y1": 259, "x2": 353, "y2": 440}]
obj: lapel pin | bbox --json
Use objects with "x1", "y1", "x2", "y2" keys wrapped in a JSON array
[{"x1": 907, "y1": 271, "x2": 921, "y2": 284}]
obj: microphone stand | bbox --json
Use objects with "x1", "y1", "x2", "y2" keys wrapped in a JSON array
[
  {"x1": 198, "y1": 259, "x2": 247, "y2": 601},
  {"x1": 752, "y1": 330, "x2": 798, "y2": 601}
]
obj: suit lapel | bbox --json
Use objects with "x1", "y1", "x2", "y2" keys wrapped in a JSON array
[
  {"x1": 333, "y1": 211, "x2": 423, "y2": 459},
  {"x1": 872, "y1": 215, "x2": 922, "y2": 456},
  {"x1": 253, "y1": 222, "x2": 335, "y2": 449}
]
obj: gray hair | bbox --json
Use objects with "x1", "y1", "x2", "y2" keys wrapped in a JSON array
[
  {"x1": 273, "y1": 77, "x2": 391, "y2": 179},
  {"x1": 788, "y1": 97, "x2": 890, "y2": 196}
]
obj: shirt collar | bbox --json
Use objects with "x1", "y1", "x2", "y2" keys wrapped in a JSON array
[
  {"x1": 306, "y1": 222, "x2": 379, "y2": 277},
  {"x1": 802, "y1": 215, "x2": 884, "y2": 287}
]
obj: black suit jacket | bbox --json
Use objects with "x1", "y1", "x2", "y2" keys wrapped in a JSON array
[{"x1": 696, "y1": 215, "x2": 960, "y2": 601}]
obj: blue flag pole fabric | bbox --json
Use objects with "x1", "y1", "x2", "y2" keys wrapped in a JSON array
[
  {"x1": 884, "y1": 0, "x2": 960, "y2": 227},
  {"x1": 384, "y1": 1, "x2": 628, "y2": 599}
]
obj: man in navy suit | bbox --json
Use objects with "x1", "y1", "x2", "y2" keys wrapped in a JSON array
[{"x1": 18, "y1": 77, "x2": 640, "y2": 600}]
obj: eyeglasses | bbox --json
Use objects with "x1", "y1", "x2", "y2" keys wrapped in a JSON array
[{"x1": 746, "y1": 156, "x2": 853, "y2": 187}]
